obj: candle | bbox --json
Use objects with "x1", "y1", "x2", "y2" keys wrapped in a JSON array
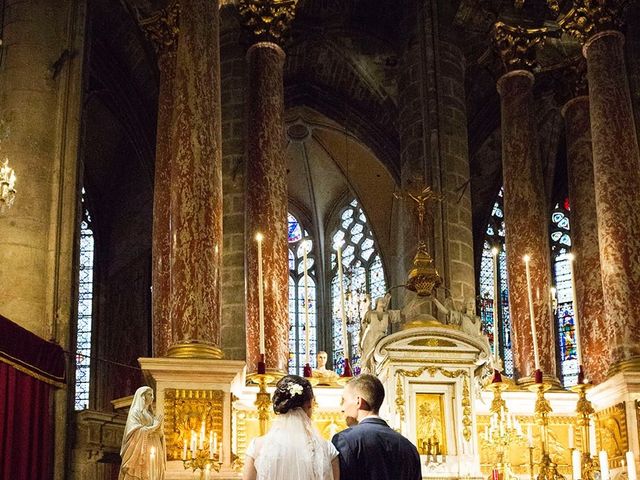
[
  {"x1": 527, "y1": 425, "x2": 533, "y2": 448},
  {"x1": 182, "y1": 439, "x2": 187, "y2": 460},
  {"x1": 150, "y1": 447, "x2": 156, "y2": 480},
  {"x1": 572, "y1": 449, "x2": 582, "y2": 480},
  {"x1": 599, "y1": 451, "x2": 610, "y2": 480},
  {"x1": 589, "y1": 419, "x2": 597, "y2": 455},
  {"x1": 303, "y1": 239, "x2": 311, "y2": 365},
  {"x1": 492, "y1": 247, "x2": 500, "y2": 363},
  {"x1": 209, "y1": 431, "x2": 213, "y2": 459},
  {"x1": 205, "y1": 464, "x2": 211, "y2": 480},
  {"x1": 214, "y1": 432, "x2": 218, "y2": 451},
  {"x1": 199, "y1": 421, "x2": 205, "y2": 450},
  {"x1": 219, "y1": 441, "x2": 224, "y2": 463},
  {"x1": 256, "y1": 233, "x2": 266, "y2": 356},
  {"x1": 568, "y1": 253, "x2": 583, "y2": 366},
  {"x1": 627, "y1": 451, "x2": 637, "y2": 480},
  {"x1": 523, "y1": 255, "x2": 541, "y2": 372},
  {"x1": 569, "y1": 425, "x2": 574, "y2": 449},
  {"x1": 336, "y1": 241, "x2": 349, "y2": 359}
]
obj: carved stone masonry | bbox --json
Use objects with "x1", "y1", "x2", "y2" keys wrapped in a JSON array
[
  {"x1": 560, "y1": 0, "x2": 626, "y2": 42},
  {"x1": 139, "y1": 0, "x2": 180, "y2": 53},
  {"x1": 491, "y1": 21, "x2": 548, "y2": 72},
  {"x1": 238, "y1": 0, "x2": 298, "y2": 44}
]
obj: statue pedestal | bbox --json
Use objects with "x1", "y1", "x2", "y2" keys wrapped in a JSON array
[
  {"x1": 139, "y1": 357, "x2": 246, "y2": 479},
  {"x1": 374, "y1": 323, "x2": 491, "y2": 479}
]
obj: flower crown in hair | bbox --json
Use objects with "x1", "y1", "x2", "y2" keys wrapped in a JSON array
[{"x1": 287, "y1": 383, "x2": 304, "y2": 397}]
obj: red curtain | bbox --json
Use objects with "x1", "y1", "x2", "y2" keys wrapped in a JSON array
[{"x1": 0, "y1": 362, "x2": 53, "y2": 480}]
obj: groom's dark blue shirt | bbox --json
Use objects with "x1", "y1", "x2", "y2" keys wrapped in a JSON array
[{"x1": 331, "y1": 417, "x2": 422, "y2": 480}]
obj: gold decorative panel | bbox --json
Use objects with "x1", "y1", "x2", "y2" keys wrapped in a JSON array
[
  {"x1": 596, "y1": 402, "x2": 628, "y2": 467},
  {"x1": 415, "y1": 393, "x2": 447, "y2": 455},
  {"x1": 164, "y1": 389, "x2": 225, "y2": 460}
]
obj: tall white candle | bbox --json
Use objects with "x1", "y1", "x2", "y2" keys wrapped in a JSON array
[
  {"x1": 256, "y1": 233, "x2": 265, "y2": 355},
  {"x1": 492, "y1": 247, "x2": 500, "y2": 363},
  {"x1": 568, "y1": 253, "x2": 583, "y2": 366},
  {"x1": 150, "y1": 447, "x2": 156, "y2": 480},
  {"x1": 302, "y1": 239, "x2": 311, "y2": 365},
  {"x1": 219, "y1": 441, "x2": 224, "y2": 463},
  {"x1": 199, "y1": 421, "x2": 205, "y2": 450},
  {"x1": 626, "y1": 451, "x2": 637, "y2": 480},
  {"x1": 205, "y1": 464, "x2": 211, "y2": 480},
  {"x1": 572, "y1": 449, "x2": 582, "y2": 480},
  {"x1": 599, "y1": 451, "x2": 610, "y2": 480},
  {"x1": 209, "y1": 431, "x2": 213, "y2": 459},
  {"x1": 527, "y1": 425, "x2": 533, "y2": 448},
  {"x1": 524, "y1": 255, "x2": 541, "y2": 371},
  {"x1": 336, "y1": 242, "x2": 349, "y2": 359}
]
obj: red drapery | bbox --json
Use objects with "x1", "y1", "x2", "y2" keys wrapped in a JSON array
[{"x1": 0, "y1": 315, "x2": 65, "y2": 480}]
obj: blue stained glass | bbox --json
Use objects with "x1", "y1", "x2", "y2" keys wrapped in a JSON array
[{"x1": 288, "y1": 213, "x2": 303, "y2": 243}]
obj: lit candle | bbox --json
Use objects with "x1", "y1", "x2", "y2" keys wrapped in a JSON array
[
  {"x1": 191, "y1": 431, "x2": 196, "y2": 458},
  {"x1": 199, "y1": 421, "x2": 205, "y2": 450},
  {"x1": 209, "y1": 431, "x2": 213, "y2": 459},
  {"x1": 303, "y1": 239, "x2": 311, "y2": 365},
  {"x1": 527, "y1": 425, "x2": 533, "y2": 448},
  {"x1": 492, "y1": 247, "x2": 500, "y2": 363},
  {"x1": 336, "y1": 241, "x2": 349, "y2": 359},
  {"x1": 523, "y1": 255, "x2": 541, "y2": 372},
  {"x1": 569, "y1": 425, "x2": 574, "y2": 449},
  {"x1": 600, "y1": 451, "x2": 610, "y2": 480},
  {"x1": 256, "y1": 233, "x2": 265, "y2": 356},
  {"x1": 627, "y1": 451, "x2": 637, "y2": 480},
  {"x1": 150, "y1": 447, "x2": 156, "y2": 480},
  {"x1": 568, "y1": 253, "x2": 583, "y2": 366},
  {"x1": 572, "y1": 449, "x2": 582, "y2": 480},
  {"x1": 182, "y1": 439, "x2": 187, "y2": 460},
  {"x1": 589, "y1": 419, "x2": 597, "y2": 455},
  {"x1": 213, "y1": 431, "x2": 218, "y2": 451},
  {"x1": 219, "y1": 441, "x2": 224, "y2": 463}
]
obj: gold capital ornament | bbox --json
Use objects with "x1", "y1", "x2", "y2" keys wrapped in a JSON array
[
  {"x1": 559, "y1": 0, "x2": 626, "y2": 42},
  {"x1": 491, "y1": 21, "x2": 548, "y2": 72},
  {"x1": 139, "y1": 0, "x2": 180, "y2": 54},
  {"x1": 238, "y1": 0, "x2": 299, "y2": 44}
]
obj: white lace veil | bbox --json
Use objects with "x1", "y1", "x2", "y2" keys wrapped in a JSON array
[{"x1": 254, "y1": 408, "x2": 334, "y2": 480}]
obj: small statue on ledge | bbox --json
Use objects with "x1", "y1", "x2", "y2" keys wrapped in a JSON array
[{"x1": 312, "y1": 351, "x2": 339, "y2": 385}]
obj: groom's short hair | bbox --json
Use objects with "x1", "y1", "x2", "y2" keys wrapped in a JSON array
[{"x1": 348, "y1": 374, "x2": 385, "y2": 413}]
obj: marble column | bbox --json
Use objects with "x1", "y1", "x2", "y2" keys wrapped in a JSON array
[
  {"x1": 141, "y1": 2, "x2": 178, "y2": 358},
  {"x1": 583, "y1": 31, "x2": 640, "y2": 370},
  {"x1": 239, "y1": 0, "x2": 298, "y2": 374},
  {"x1": 562, "y1": 91, "x2": 607, "y2": 384},
  {"x1": 167, "y1": 0, "x2": 223, "y2": 358},
  {"x1": 492, "y1": 24, "x2": 557, "y2": 382}
]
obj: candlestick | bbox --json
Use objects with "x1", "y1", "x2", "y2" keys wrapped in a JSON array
[
  {"x1": 492, "y1": 247, "x2": 500, "y2": 364},
  {"x1": 627, "y1": 451, "x2": 637, "y2": 480},
  {"x1": 599, "y1": 451, "x2": 610, "y2": 480},
  {"x1": 573, "y1": 449, "x2": 582, "y2": 480},
  {"x1": 523, "y1": 255, "x2": 541, "y2": 372},
  {"x1": 256, "y1": 232, "x2": 265, "y2": 356},
  {"x1": 302, "y1": 239, "x2": 311, "y2": 365},
  {"x1": 335, "y1": 241, "x2": 349, "y2": 359},
  {"x1": 568, "y1": 253, "x2": 583, "y2": 366}
]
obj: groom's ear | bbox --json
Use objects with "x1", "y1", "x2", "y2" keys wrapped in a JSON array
[{"x1": 356, "y1": 396, "x2": 372, "y2": 411}]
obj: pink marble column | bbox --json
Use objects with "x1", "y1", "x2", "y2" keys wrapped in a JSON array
[
  {"x1": 562, "y1": 95, "x2": 607, "y2": 383},
  {"x1": 583, "y1": 31, "x2": 640, "y2": 369},
  {"x1": 141, "y1": 3, "x2": 178, "y2": 358},
  {"x1": 245, "y1": 42, "x2": 289, "y2": 374},
  {"x1": 497, "y1": 70, "x2": 557, "y2": 382},
  {"x1": 167, "y1": 0, "x2": 223, "y2": 358}
]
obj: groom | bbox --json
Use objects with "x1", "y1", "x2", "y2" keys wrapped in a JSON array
[{"x1": 332, "y1": 374, "x2": 421, "y2": 479}]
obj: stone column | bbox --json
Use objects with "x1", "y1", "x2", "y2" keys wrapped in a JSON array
[
  {"x1": 561, "y1": 68, "x2": 607, "y2": 384},
  {"x1": 492, "y1": 23, "x2": 557, "y2": 382},
  {"x1": 140, "y1": 2, "x2": 178, "y2": 358},
  {"x1": 167, "y1": 0, "x2": 223, "y2": 358},
  {"x1": 239, "y1": 0, "x2": 298, "y2": 374},
  {"x1": 563, "y1": 2, "x2": 640, "y2": 372}
]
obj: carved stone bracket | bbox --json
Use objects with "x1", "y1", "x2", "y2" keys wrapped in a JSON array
[
  {"x1": 139, "y1": 0, "x2": 180, "y2": 54},
  {"x1": 394, "y1": 366, "x2": 472, "y2": 441},
  {"x1": 559, "y1": 0, "x2": 626, "y2": 42},
  {"x1": 238, "y1": 0, "x2": 298, "y2": 44},
  {"x1": 595, "y1": 402, "x2": 628, "y2": 463},
  {"x1": 491, "y1": 21, "x2": 548, "y2": 72}
]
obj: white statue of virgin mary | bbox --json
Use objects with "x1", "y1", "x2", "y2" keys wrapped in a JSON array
[{"x1": 119, "y1": 386, "x2": 166, "y2": 480}]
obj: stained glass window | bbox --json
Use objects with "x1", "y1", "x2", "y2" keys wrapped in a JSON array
[
  {"x1": 550, "y1": 201, "x2": 578, "y2": 386},
  {"x1": 75, "y1": 190, "x2": 94, "y2": 410},
  {"x1": 478, "y1": 188, "x2": 514, "y2": 376},
  {"x1": 288, "y1": 213, "x2": 317, "y2": 375},
  {"x1": 330, "y1": 199, "x2": 386, "y2": 375}
]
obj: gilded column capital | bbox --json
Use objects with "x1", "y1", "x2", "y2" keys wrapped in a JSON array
[
  {"x1": 238, "y1": 0, "x2": 299, "y2": 45},
  {"x1": 139, "y1": 1, "x2": 180, "y2": 55},
  {"x1": 559, "y1": 0, "x2": 626, "y2": 42},
  {"x1": 491, "y1": 21, "x2": 548, "y2": 72}
]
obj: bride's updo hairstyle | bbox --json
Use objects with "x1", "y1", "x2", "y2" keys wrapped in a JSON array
[{"x1": 272, "y1": 375, "x2": 314, "y2": 414}]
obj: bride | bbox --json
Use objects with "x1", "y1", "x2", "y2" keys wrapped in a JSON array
[{"x1": 243, "y1": 375, "x2": 340, "y2": 480}]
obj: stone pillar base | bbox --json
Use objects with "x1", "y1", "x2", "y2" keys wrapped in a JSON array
[{"x1": 139, "y1": 357, "x2": 246, "y2": 479}]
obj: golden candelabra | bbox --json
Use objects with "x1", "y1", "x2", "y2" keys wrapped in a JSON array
[
  {"x1": 570, "y1": 383, "x2": 599, "y2": 480},
  {"x1": 249, "y1": 373, "x2": 275, "y2": 436},
  {"x1": 484, "y1": 380, "x2": 523, "y2": 480},
  {"x1": 182, "y1": 449, "x2": 223, "y2": 479},
  {"x1": 528, "y1": 383, "x2": 565, "y2": 480}
]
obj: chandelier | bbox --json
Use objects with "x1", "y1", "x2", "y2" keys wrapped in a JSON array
[{"x1": 0, "y1": 158, "x2": 16, "y2": 212}]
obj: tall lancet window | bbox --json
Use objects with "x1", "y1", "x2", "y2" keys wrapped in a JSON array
[
  {"x1": 479, "y1": 188, "x2": 514, "y2": 376},
  {"x1": 288, "y1": 213, "x2": 317, "y2": 375},
  {"x1": 330, "y1": 198, "x2": 386, "y2": 375},
  {"x1": 75, "y1": 190, "x2": 95, "y2": 410},
  {"x1": 550, "y1": 200, "x2": 578, "y2": 386}
]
